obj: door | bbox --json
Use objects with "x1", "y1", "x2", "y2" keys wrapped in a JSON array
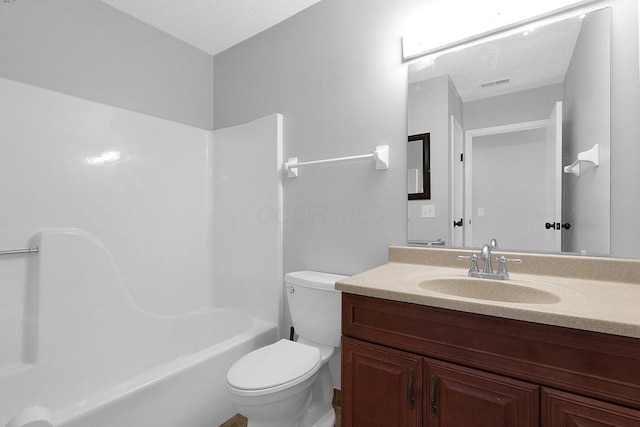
[
  {"x1": 342, "y1": 337, "x2": 422, "y2": 427},
  {"x1": 427, "y1": 359, "x2": 539, "y2": 427},
  {"x1": 464, "y1": 119, "x2": 556, "y2": 251}
]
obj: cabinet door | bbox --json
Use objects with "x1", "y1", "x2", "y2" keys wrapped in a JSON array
[
  {"x1": 427, "y1": 359, "x2": 539, "y2": 427},
  {"x1": 342, "y1": 337, "x2": 422, "y2": 427},
  {"x1": 542, "y1": 387, "x2": 640, "y2": 426}
]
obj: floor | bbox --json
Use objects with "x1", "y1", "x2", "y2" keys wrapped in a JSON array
[{"x1": 220, "y1": 390, "x2": 342, "y2": 427}]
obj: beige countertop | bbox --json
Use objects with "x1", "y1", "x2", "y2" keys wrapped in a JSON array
[{"x1": 336, "y1": 246, "x2": 640, "y2": 339}]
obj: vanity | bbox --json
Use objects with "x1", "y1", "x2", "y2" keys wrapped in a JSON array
[{"x1": 336, "y1": 246, "x2": 640, "y2": 426}]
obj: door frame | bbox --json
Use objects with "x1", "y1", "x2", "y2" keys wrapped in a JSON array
[
  {"x1": 450, "y1": 115, "x2": 464, "y2": 247},
  {"x1": 463, "y1": 119, "x2": 552, "y2": 248}
]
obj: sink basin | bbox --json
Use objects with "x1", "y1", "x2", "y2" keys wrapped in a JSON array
[{"x1": 418, "y1": 278, "x2": 561, "y2": 304}]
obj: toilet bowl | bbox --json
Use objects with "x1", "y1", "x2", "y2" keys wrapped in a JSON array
[
  {"x1": 224, "y1": 271, "x2": 345, "y2": 427},
  {"x1": 225, "y1": 339, "x2": 324, "y2": 426}
]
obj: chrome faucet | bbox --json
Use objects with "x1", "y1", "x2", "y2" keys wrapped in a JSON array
[
  {"x1": 457, "y1": 240, "x2": 522, "y2": 280},
  {"x1": 480, "y1": 244, "x2": 493, "y2": 274}
]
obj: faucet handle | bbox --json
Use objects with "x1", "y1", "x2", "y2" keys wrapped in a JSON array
[
  {"x1": 496, "y1": 256, "x2": 523, "y2": 275},
  {"x1": 457, "y1": 254, "x2": 479, "y2": 273}
]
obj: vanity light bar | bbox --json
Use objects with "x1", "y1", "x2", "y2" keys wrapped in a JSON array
[{"x1": 402, "y1": 0, "x2": 605, "y2": 61}]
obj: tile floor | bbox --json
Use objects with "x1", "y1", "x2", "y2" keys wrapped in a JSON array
[{"x1": 219, "y1": 390, "x2": 341, "y2": 427}]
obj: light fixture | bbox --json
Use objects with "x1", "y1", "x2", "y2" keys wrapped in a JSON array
[{"x1": 402, "y1": 0, "x2": 602, "y2": 62}]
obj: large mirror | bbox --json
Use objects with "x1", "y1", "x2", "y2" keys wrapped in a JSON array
[{"x1": 407, "y1": 6, "x2": 611, "y2": 256}]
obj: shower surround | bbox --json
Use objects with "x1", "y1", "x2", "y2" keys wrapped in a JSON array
[{"x1": 0, "y1": 77, "x2": 283, "y2": 426}]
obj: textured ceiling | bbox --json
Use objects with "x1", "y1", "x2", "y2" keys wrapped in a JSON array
[
  {"x1": 100, "y1": 0, "x2": 323, "y2": 56},
  {"x1": 408, "y1": 14, "x2": 584, "y2": 102}
]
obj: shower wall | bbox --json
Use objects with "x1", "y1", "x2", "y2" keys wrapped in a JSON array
[
  {"x1": 0, "y1": 77, "x2": 214, "y2": 368},
  {"x1": 212, "y1": 114, "x2": 284, "y2": 329}
]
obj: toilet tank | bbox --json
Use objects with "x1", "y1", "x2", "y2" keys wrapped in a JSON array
[{"x1": 285, "y1": 271, "x2": 346, "y2": 348}]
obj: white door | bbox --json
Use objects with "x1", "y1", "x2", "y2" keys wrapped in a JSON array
[{"x1": 464, "y1": 117, "x2": 557, "y2": 251}]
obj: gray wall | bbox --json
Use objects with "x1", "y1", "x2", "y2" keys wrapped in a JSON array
[
  {"x1": 407, "y1": 76, "x2": 450, "y2": 244},
  {"x1": 215, "y1": 0, "x2": 410, "y2": 275},
  {"x1": 2, "y1": 0, "x2": 637, "y2": 264},
  {"x1": 215, "y1": 0, "x2": 640, "y2": 261},
  {"x1": 0, "y1": 0, "x2": 213, "y2": 129},
  {"x1": 464, "y1": 83, "x2": 564, "y2": 129},
  {"x1": 563, "y1": 8, "x2": 611, "y2": 255}
]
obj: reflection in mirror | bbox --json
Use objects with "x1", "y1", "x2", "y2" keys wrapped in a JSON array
[
  {"x1": 465, "y1": 115, "x2": 562, "y2": 253},
  {"x1": 408, "y1": 133, "x2": 431, "y2": 200},
  {"x1": 406, "y1": 6, "x2": 611, "y2": 256}
]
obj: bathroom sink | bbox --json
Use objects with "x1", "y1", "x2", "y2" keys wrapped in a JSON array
[{"x1": 418, "y1": 278, "x2": 561, "y2": 304}]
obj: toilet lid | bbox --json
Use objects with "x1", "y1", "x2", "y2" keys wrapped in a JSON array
[{"x1": 226, "y1": 339, "x2": 321, "y2": 391}]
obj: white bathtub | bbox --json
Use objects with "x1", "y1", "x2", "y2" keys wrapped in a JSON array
[
  {"x1": 54, "y1": 313, "x2": 276, "y2": 427},
  {"x1": 1, "y1": 230, "x2": 278, "y2": 427}
]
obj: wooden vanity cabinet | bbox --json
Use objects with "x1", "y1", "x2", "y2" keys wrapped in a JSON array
[
  {"x1": 341, "y1": 293, "x2": 640, "y2": 427},
  {"x1": 342, "y1": 337, "x2": 423, "y2": 427},
  {"x1": 541, "y1": 388, "x2": 640, "y2": 427},
  {"x1": 426, "y1": 358, "x2": 539, "y2": 426}
]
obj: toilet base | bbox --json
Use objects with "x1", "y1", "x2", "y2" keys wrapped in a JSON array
[
  {"x1": 239, "y1": 364, "x2": 335, "y2": 427},
  {"x1": 310, "y1": 407, "x2": 335, "y2": 427}
]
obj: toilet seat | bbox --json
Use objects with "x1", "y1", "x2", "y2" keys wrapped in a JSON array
[{"x1": 226, "y1": 339, "x2": 321, "y2": 396}]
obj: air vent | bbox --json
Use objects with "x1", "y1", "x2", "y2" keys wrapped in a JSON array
[{"x1": 480, "y1": 78, "x2": 512, "y2": 88}]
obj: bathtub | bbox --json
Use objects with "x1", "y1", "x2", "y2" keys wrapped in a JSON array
[{"x1": 1, "y1": 230, "x2": 278, "y2": 427}]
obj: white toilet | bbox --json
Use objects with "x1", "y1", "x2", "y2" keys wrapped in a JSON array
[{"x1": 225, "y1": 271, "x2": 346, "y2": 427}]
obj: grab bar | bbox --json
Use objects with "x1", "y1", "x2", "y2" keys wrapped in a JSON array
[
  {"x1": 0, "y1": 247, "x2": 39, "y2": 256},
  {"x1": 408, "y1": 239, "x2": 446, "y2": 247}
]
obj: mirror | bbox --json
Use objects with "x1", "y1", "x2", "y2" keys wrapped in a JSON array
[
  {"x1": 407, "y1": 6, "x2": 611, "y2": 255},
  {"x1": 408, "y1": 133, "x2": 431, "y2": 200}
]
